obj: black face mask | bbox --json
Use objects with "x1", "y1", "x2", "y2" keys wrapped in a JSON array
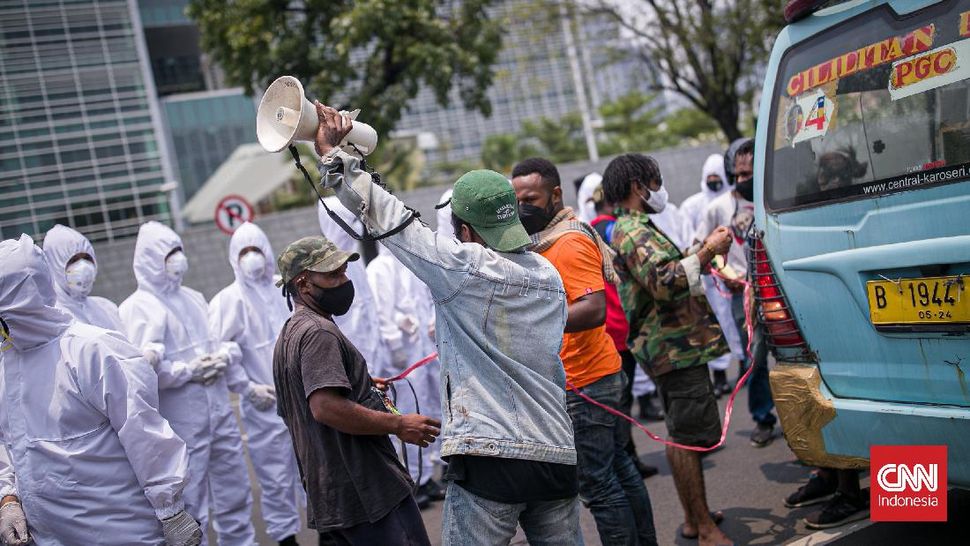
[
  {"x1": 308, "y1": 280, "x2": 355, "y2": 317},
  {"x1": 736, "y1": 178, "x2": 754, "y2": 201},
  {"x1": 518, "y1": 199, "x2": 556, "y2": 235},
  {"x1": 706, "y1": 178, "x2": 724, "y2": 193}
]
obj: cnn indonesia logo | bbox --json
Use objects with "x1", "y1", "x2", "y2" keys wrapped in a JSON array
[{"x1": 871, "y1": 445, "x2": 947, "y2": 522}]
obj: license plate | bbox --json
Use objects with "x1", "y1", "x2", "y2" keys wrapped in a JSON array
[{"x1": 867, "y1": 275, "x2": 969, "y2": 327}]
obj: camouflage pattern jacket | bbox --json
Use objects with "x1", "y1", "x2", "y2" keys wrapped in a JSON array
[{"x1": 610, "y1": 207, "x2": 728, "y2": 377}]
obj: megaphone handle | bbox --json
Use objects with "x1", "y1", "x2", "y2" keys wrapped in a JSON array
[{"x1": 287, "y1": 146, "x2": 418, "y2": 242}]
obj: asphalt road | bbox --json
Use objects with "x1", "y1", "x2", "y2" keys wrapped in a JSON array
[{"x1": 231, "y1": 372, "x2": 967, "y2": 546}]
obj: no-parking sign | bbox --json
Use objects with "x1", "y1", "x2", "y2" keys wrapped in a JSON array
[{"x1": 214, "y1": 195, "x2": 254, "y2": 235}]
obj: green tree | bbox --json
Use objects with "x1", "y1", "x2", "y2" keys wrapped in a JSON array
[
  {"x1": 580, "y1": 0, "x2": 785, "y2": 141},
  {"x1": 520, "y1": 113, "x2": 587, "y2": 164},
  {"x1": 187, "y1": 0, "x2": 502, "y2": 136},
  {"x1": 480, "y1": 134, "x2": 540, "y2": 175},
  {"x1": 597, "y1": 91, "x2": 668, "y2": 154}
]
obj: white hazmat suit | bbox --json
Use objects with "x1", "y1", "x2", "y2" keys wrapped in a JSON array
[
  {"x1": 649, "y1": 202, "x2": 688, "y2": 251},
  {"x1": 119, "y1": 222, "x2": 256, "y2": 545},
  {"x1": 0, "y1": 235, "x2": 194, "y2": 545},
  {"x1": 576, "y1": 173, "x2": 602, "y2": 223},
  {"x1": 680, "y1": 154, "x2": 731, "y2": 239},
  {"x1": 317, "y1": 197, "x2": 387, "y2": 375},
  {"x1": 42, "y1": 224, "x2": 123, "y2": 331},
  {"x1": 680, "y1": 154, "x2": 743, "y2": 364},
  {"x1": 208, "y1": 222, "x2": 303, "y2": 541},
  {"x1": 436, "y1": 188, "x2": 455, "y2": 238},
  {"x1": 367, "y1": 245, "x2": 441, "y2": 484}
]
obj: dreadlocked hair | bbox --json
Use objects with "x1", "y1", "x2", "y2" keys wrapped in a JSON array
[
  {"x1": 282, "y1": 280, "x2": 297, "y2": 311},
  {"x1": 602, "y1": 153, "x2": 662, "y2": 205}
]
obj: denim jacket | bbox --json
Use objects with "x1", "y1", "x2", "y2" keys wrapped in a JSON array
[{"x1": 321, "y1": 149, "x2": 576, "y2": 466}]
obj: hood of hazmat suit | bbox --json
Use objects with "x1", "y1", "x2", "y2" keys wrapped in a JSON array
[
  {"x1": 42, "y1": 224, "x2": 124, "y2": 332},
  {"x1": 210, "y1": 222, "x2": 290, "y2": 386},
  {"x1": 317, "y1": 197, "x2": 387, "y2": 375},
  {"x1": 576, "y1": 173, "x2": 602, "y2": 224},
  {"x1": 0, "y1": 235, "x2": 189, "y2": 544},
  {"x1": 680, "y1": 153, "x2": 729, "y2": 244}
]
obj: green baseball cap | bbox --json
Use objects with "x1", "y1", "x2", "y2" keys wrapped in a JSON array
[
  {"x1": 276, "y1": 236, "x2": 359, "y2": 287},
  {"x1": 450, "y1": 170, "x2": 531, "y2": 252}
]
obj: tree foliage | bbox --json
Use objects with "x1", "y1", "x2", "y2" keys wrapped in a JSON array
[
  {"x1": 480, "y1": 91, "x2": 719, "y2": 169},
  {"x1": 598, "y1": 92, "x2": 718, "y2": 155},
  {"x1": 580, "y1": 0, "x2": 785, "y2": 141},
  {"x1": 187, "y1": 0, "x2": 502, "y2": 135}
]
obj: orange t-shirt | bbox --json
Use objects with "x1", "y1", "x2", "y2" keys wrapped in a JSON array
[{"x1": 540, "y1": 232, "x2": 622, "y2": 388}]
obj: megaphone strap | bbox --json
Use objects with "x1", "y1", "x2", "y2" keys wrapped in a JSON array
[{"x1": 288, "y1": 146, "x2": 419, "y2": 242}]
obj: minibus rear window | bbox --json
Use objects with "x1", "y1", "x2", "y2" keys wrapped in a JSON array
[{"x1": 766, "y1": 0, "x2": 970, "y2": 211}]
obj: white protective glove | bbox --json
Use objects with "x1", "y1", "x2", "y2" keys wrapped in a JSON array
[
  {"x1": 395, "y1": 313, "x2": 419, "y2": 344},
  {"x1": 142, "y1": 342, "x2": 165, "y2": 369},
  {"x1": 246, "y1": 383, "x2": 276, "y2": 411},
  {"x1": 161, "y1": 509, "x2": 202, "y2": 546},
  {"x1": 0, "y1": 501, "x2": 30, "y2": 546},
  {"x1": 188, "y1": 355, "x2": 228, "y2": 385}
]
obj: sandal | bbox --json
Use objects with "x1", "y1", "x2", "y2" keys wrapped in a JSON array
[{"x1": 680, "y1": 511, "x2": 724, "y2": 539}]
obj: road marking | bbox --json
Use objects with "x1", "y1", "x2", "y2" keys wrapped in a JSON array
[{"x1": 785, "y1": 520, "x2": 874, "y2": 545}]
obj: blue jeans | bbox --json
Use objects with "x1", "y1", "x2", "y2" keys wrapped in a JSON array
[
  {"x1": 440, "y1": 481, "x2": 581, "y2": 545},
  {"x1": 732, "y1": 292, "x2": 777, "y2": 427},
  {"x1": 567, "y1": 372, "x2": 658, "y2": 546}
]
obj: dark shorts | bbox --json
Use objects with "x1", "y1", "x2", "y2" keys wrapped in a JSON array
[
  {"x1": 655, "y1": 365, "x2": 721, "y2": 448},
  {"x1": 326, "y1": 496, "x2": 431, "y2": 546}
]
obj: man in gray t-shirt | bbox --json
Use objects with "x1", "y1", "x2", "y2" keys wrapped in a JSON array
[{"x1": 272, "y1": 236, "x2": 440, "y2": 545}]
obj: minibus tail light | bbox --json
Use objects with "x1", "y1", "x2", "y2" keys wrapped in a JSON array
[{"x1": 747, "y1": 233, "x2": 813, "y2": 357}]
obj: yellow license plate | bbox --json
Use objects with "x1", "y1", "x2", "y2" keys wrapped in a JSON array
[{"x1": 867, "y1": 275, "x2": 969, "y2": 326}]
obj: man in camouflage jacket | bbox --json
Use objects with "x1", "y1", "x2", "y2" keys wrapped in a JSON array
[{"x1": 602, "y1": 153, "x2": 734, "y2": 546}]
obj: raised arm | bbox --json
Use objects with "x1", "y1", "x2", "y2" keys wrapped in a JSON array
[{"x1": 312, "y1": 103, "x2": 474, "y2": 301}]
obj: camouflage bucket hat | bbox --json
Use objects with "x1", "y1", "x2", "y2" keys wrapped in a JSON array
[
  {"x1": 450, "y1": 169, "x2": 531, "y2": 252},
  {"x1": 276, "y1": 236, "x2": 359, "y2": 288}
]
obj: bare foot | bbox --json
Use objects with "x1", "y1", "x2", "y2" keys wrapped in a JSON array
[
  {"x1": 699, "y1": 527, "x2": 733, "y2": 546},
  {"x1": 681, "y1": 511, "x2": 724, "y2": 539}
]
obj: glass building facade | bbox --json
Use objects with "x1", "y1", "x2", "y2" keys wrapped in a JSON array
[
  {"x1": 140, "y1": 0, "x2": 257, "y2": 206},
  {"x1": 162, "y1": 90, "x2": 256, "y2": 199},
  {"x1": 0, "y1": 0, "x2": 173, "y2": 243},
  {"x1": 394, "y1": 2, "x2": 657, "y2": 166}
]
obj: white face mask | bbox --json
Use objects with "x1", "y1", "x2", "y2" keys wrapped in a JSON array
[
  {"x1": 165, "y1": 251, "x2": 188, "y2": 283},
  {"x1": 239, "y1": 250, "x2": 266, "y2": 281},
  {"x1": 639, "y1": 184, "x2": 669, "y2": 214},
  {"x1": 65, "y1": 259, "x2": 97, "y2": 299}
]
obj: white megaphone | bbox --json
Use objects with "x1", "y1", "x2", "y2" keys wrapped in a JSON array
[{"x1": 256, "y1": 76, "x2": 378, "y2": 155}]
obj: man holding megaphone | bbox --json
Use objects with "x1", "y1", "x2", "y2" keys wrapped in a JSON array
[{"x1": 309, "y1": 102, "x2": 581, "y2": 546}]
